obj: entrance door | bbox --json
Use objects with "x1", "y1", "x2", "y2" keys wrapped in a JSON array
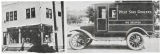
[
  {"x1": 3, "y1": 32, "x2": 8, "y2": 45},
  {"x1": 97, "y1": 7, "x2": 108, "y2": 31}
]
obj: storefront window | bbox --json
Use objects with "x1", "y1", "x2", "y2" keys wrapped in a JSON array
[
  {"x1": 8, "y1": 29, "x2": 19, "y2": 44},
  {"x1": 44, "y1": 35, "x2": 51, "y2": 43}
]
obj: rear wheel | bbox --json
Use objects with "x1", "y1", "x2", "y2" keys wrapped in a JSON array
[
  {"x1": 127, "y1": 32, "x2": 144, "y2": 50},
  {"x1": 69, "y1": 31, "x2": 92, "y2": 50}
]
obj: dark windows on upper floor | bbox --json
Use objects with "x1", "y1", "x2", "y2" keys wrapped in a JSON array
[
  {"x1": 46, "y1": 8, "x2": 52, "y2": 19},
  {"x1": 31, "y1": 8, "x2": 35, "y2": 18},
  {"x1": 58, "y1": 11, "x2": 61, "y2": 17},
  {"x1": 49, "y1": 9, "x2": 52, "y2": 18},
  {"x1": 6, "y1": 12, "x2": 9, "y2": 21},
  {"x1": 14, "y1": 11, "x2": 17, "y2": 20},
  {"x1": 6, "y1": 10, "x2": 17, "y2": 22},
  {"x1": 26, "y1": 8, "x2": 30, "y2": 19},
  {"x1": 26, "y1": 7, "x2": 35, "y2": 19},
  {"x1": 10, "y1": 11, "x2": 13, "y2": 21},
  {"x1": 46, "y1": 8, "x2": 49, "y2": 18}
]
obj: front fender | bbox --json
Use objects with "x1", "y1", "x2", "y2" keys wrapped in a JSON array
[{"x1": 68, "y1": 29, "x2": 96, "y2": 40}]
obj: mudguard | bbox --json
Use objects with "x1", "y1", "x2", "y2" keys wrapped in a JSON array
[
  {"x1": 68, "y1": 28, "x2": 96, "y2": 40},
  {"x1": 126, "y1": 27, "x2": 149, "y2": 36}
]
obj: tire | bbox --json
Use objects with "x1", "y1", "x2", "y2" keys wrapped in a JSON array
[
  {"x1": 85, "y1": 39, "x2": 93, "y2": 47},
  {"x1": 127, "y1": 32, "x2": 144, "y2": 50},
  {"x1": 69, "y1": 31, "x2": 92, "y2": 50}
]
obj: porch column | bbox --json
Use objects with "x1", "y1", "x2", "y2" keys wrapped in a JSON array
[
  {"x1": 41, "y1": 31, "x2": 43, "y2": 45},
  {"x1": 7, "y1": 33, "x2": 10, "y2": 44},
  {"x1": 18, "y1": 28, "x2": 21, "y2": 44},
  {"x1": 40, "y1": 24, "x2": 43, "y2": 45}
]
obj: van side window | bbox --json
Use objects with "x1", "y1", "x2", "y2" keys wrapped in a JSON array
[
  {"x1": 26, "y1": 8, "x2": 30, "y2": 19},
  {"x1": 14, "y1": 11, "x2": 17, "y2": 20},
  {"x1": 6, "y1": 12, "x2": 9, "y2": 21},
  {"x1": 10, "y1": 11, "x2": 13, "y2": 21},
  {"x1": 98, "y1": 7, "x2": 106, "y2": 18},
  {"x1": 109, "y1": 8, "x2": 117, "y2": 19},
  {"x1": 31, "y1": 8, "x2": 35, "y2": 18}
]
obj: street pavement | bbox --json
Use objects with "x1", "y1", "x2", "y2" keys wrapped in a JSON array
[{"x1": 67, "y1": 37, "x2": 160, "y2": 53}]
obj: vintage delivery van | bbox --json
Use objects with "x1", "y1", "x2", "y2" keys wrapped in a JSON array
[{"x1": 68, "y1": 1, "x2": 157, "y2": 50}]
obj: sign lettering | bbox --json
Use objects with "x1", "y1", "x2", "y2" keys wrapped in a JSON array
[{"x1": 119, "y1": 10, "x2": 152, "y2": 14}]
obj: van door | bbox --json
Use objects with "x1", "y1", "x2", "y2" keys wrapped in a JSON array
[{"x1": 97, "y1": 6, "x2": 107, "y2": 31}]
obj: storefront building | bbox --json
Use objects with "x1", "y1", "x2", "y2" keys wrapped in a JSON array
[{"x1": 2, "y1": 1, "x2": 65, "y2": 52}]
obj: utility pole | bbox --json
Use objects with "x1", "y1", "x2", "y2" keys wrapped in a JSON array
[{"x1": 52, "y1": 1, "x2": 58, "y2": 52}]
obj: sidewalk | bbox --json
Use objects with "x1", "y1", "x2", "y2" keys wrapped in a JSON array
[{"x1": 2, "y1": 43, "x2": 33, "y2": 52}]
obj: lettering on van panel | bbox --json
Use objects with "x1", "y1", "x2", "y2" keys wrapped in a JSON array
[
  {"x1": 119, "y1": 10, "x2": 152, "y2": 14},
  {"x1": 109, "y1": 21, "x2": 153, "y2": 24},
  {"x1": 125, "y1": 21, "x2": 141, "y2": 24},
  {"x1": 119, "y1": 10, "x2": 127, "y2": 14}
]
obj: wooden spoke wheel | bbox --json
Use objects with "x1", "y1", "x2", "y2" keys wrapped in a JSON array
[
  {"x1": 69, "y1": 31, "x2": 92, "y2": 50},
  {"x1": 127, "y1": 32, "x2": 144, "y2": 50}
]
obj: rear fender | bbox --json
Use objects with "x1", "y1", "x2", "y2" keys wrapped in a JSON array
[{"x1": 126, "y1": 27, "x2": 149, "y2": 37}]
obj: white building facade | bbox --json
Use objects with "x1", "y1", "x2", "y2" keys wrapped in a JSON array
[{"x1": 2, "y1": 1, "x2": 65, "y2": 52}]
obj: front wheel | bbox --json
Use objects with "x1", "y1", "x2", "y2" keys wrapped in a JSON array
[
  {"x1": 69, "y1": 31, "x2": 92, "y2": 50},
  {"x1": 127, "y1": 32, "x2": 145, "y2": 50}
]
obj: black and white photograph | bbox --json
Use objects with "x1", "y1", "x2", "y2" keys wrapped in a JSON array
[
  {"x1": 66, "y1": 0, "x2": 160, "y2": 53},
  {"x1": 1, "y1": 0, "x2": 160, "y2": 53},
  {"x1": 2, "y1": 1, "x2": 65, "y2": 53}
]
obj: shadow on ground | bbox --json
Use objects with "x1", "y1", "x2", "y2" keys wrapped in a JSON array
[
  {"x1": 86, "y1": 45, "x2": 129, "y2": 49},
  {"x1": 27, "y1": 44, "x2": 56, "y2": 53}
]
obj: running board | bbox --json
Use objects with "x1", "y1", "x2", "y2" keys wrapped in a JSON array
[{"x1": 94, "y1": 37, "x2": 126, "y2": 41}]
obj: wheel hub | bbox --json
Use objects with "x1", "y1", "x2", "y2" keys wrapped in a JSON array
[
  {"x1": 76, "y1": 38, "x2": 85, "y2": 45},
  {"x1": 133, "y1": 36, "x2": 141, "y2": 43}
]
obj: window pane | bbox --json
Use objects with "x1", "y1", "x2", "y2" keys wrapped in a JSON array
[
  {"x1": 58, "y1": 11, "x2": 61, "y2": 17},
  {"x1": 26, "y1": 8, "x2": 30, "y2": 19},
  {"x1": 49, "y1": 9, "x2": 52, "y2": 19},
  {"x1": 98, "y1": 7, "x2": 105, "y2": 18},
  {"x1": 6, "y1": 12, "x2": 9, "y2": 21},
  {"x1": 14, "y1": 11, "x2": 17, "y2": 20},
  {"x1": 46, "y1": 8, "x2": 49, "y2": 18},
  {"x1": 101, "y1": 9, "x2": 106, "y2": 18},
  {"x1": 31, "y1": 8, "x2": 35, "y2": 18},
  {"x1": 109, "y1": 8, "x2": 116, "y2": 18},
  {"x1": 10, "y1": 11, "x2": 13, "y2": 21},
  {"x1": 43, "y1": 34, "x2": 51, "y2": 43}
]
